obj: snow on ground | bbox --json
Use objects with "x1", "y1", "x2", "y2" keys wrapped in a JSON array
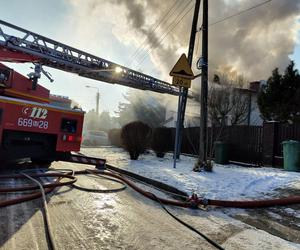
[
  {"x1": 284, "y1": 208, "x2": 300, "y2": 219},
  {"x1": 81, "y1": 147, "x2": 300, "y2": 200},
  {"x1": 267, "y1": 211, "x2": 283, "y2": 220}
]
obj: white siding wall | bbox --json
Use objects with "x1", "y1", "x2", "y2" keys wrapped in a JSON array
[{"x1": 250, "y1": 95, "x2": 263, "y2": 126}]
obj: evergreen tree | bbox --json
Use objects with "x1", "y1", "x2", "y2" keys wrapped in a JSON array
[{"x1": 258, "y1": 61, "x2": 300, "y2": 122}]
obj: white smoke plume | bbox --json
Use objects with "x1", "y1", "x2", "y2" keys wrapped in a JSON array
[
  {"x1": 108, "y1": 0, "x2": 300, "y2": 81},
  {"x1": 64, "y1": 0, "x2": 300, "y2": 119}
]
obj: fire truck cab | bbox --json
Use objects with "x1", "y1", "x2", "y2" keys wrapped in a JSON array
[{"x1": 0, "y1": 63, "x2": 84, "y2": 163}]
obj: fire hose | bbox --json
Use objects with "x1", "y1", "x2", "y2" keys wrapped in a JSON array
[
  {"x1": 0, "y1": 168, "x2": 223, "y2": 249},
  {"x1": 78, "y1": 169, "x2": 300, "y2": 209},
  {"x1": 2, "y1": 168, "x2": 300, "y2": 212},
  {"x1": 0, "y1": 172, "x2": 76, "y2": 207},
  {"x1": 21, "y1": 172, "x2": 57, "y2": 250},
  {"x1": 1, "y1": 167, "x2": 300, "y2": 250}
]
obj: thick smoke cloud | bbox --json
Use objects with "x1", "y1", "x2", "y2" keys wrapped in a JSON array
[
  {"x1": 108, "y1": 0, "x2": 300, "y2": 82},
  {"x1": 65, "y1": 0, "x2": 300, "y2": 120}
]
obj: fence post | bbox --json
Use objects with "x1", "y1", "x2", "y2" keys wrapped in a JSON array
[{"x1": 262, "y1": 121, "x2": 279, "y2": 166}]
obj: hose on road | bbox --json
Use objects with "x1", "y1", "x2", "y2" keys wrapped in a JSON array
[
  {"x1": 2, "y1": 168, "x2": 300, "y2": 209},
  {"x1": 75, "y1": 169, "x2": 224, "y2": 249},
  {"x1": 150, "y1": 193, "x2": 224, "y2": 250},
  {"x1": 21, "y1": 172, "x2": 57, "y2": 250},
  {"x1": 0, "y1": 172, "x2": 76, "y2": 207},
  {"x1": 2, "y1": 167, "x2": 300, "y2": 250},
  {"x1": 87, "y1": 169, "x2": 300, "y2": 209},
  {"x1": 72, "y1": 169, "x2": 126, "y2": 193},
  {"x1": 0, "y1": 172, "x2": 76, "y2": 193},
  {"x1": 0, "y1": 168, "x2": 127, "y2": 250}
]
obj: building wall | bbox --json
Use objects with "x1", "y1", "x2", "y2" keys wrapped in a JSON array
[{"x1": 249, "y1": 94, "x2": 263, "y2": 126}]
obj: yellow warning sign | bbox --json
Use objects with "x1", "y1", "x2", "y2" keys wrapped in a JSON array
[
  {"x1": 170, "y1": 54, "x2": 195, "y2": 79},
  {"x1": 172, "y1": 76, "x2": 191, "y2": 88}
]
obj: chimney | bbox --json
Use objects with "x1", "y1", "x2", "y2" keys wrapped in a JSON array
[{"x1": 249, "y1": 81, "x2": 260, "y2": 92}]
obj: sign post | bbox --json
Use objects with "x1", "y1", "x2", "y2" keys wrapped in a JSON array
[{"x1": 170, "y1": 53, "x2": 194, "y2": 168}]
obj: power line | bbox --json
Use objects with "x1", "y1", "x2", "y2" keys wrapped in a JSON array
[
  {"x1": 140, "y1": 0, "x2": 273, "y2": 70},
  {"x1": 209, "y1": 0, "x2": 272, "y2": 27},
  {"x1": 133, "y1": 0, "x2": 193, "y2": 68},
  {"x1": 193, "y1": 0, "x2": 273, "y2": 76},
  {"x1": 129, "y1": 0, "x2": 183, "y2": 65},
  {"x1": 136, "y1": 1, "x2": 194, "y2": 67},
  {"x1": 145, "y1": 0, "x2": 272, "y2": 77}
]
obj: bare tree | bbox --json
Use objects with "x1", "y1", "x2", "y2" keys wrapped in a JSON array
[
  {"x1": 208, "y1": 73, "x2": 250, "y2": 126},
  {"x1": 208, "y1": 83, "x2": 232, "y2": 126},
  {"x1": 231, "y1": 89, "x2": 251, "y2": 125}
]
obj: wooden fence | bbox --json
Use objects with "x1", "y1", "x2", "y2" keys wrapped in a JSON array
[
  {"x1": 178, "y1": 122, "x2": 300, "y2": 167},
  {"x1": 180, "y1": 126, "x2": 263, "y2": 165},
  {"x1": 111, "y1": 122, "x2": 300, "y2": 167}
]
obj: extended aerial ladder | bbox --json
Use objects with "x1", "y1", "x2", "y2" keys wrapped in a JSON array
[{"x1": 0, "y1": 19, "x2": 179, "y2": 95}]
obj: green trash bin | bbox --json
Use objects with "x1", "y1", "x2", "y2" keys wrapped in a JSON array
[
  {"x1": 214, "y1": 141, "x2": 229, "y2": 164},
  {"x1": 282, "y1": 140, "x2": 300, "y2": 172}
]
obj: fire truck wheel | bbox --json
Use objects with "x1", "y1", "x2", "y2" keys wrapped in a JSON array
[{"x1": 31, "y1": 158, "x2": 53, "y2": 167}]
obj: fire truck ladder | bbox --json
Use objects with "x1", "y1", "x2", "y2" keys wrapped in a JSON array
[{"x1": 0, "y1": 19, "x2": 179, "y2": 96}]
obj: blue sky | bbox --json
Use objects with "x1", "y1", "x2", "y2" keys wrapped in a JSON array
[
  {"x1": 290, "y1": 30, "x2": 300, "y2": 67},
  {"x1": 1, "y1": 0, "x2": 140, "y2": 115},
  {"x1": 1, "y1": 0, "x2": 300, "y2": 116}
]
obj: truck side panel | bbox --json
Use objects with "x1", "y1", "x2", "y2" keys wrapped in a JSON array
[{"x1": 0, "y1": 96, "x2": 84, "y2": 161}]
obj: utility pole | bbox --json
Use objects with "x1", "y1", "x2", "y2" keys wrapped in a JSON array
[
  {"x1": 96, "y1": 91, "x2": 100, "y2": 115},
  {"x1": 199, "y1": 0, "x2": 208, "y2": 163},
  {"x1": 187, "y1": 0, "x2": 201, "y2": 66},
  {"x1": 86, "y1": 85, "x2": 100, "y2": 115},
  {"x1": 173, "y1": 0, "x2": 201, "y2": 164}
]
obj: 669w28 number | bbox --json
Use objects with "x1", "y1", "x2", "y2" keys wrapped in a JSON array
[{"x1": 17, "y1": 118, "x2": 49, "y2": 129}]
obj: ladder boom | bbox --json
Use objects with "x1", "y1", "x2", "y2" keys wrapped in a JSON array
[{"x1": 0, "y1": 19, "x2": 179, "y2": 95}]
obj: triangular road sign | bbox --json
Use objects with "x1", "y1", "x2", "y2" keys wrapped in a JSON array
[{"x1": 169, "y1": 54, "x2": 195, "y2": 79}]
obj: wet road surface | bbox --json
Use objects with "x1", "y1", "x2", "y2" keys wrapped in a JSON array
[{"x1": 0, "y1": 161, "x2": 299, "y2": 250}]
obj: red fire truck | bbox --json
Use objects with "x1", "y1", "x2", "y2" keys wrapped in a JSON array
[
  {"x1": 0, "y1": 62, "x2": 84, "y2": 163},
  {"x1": 0, "y1": 20, "x2": 178, "y2": 164}
]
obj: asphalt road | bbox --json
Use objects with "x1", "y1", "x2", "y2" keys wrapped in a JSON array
[{"x1": 0, "y1": 161, "x2": 299, "y2": 250}]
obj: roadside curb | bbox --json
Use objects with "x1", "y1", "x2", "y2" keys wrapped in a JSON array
[{"x1": 105, "y1": 164, "x2": 189, "y2": 200}]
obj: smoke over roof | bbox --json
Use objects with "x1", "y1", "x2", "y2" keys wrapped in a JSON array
[
  {"x1": 107, "y1": 0, "x2": 300, "y2": 82},
  {"x1": 64, "y1": 0, "x2": 300, "y2": 118}
]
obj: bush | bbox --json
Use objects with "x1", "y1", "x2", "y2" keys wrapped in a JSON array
[
  {"x1": 121, "y1": 121, "x2": 152, "y2": 160},
  {"x1": 151, "y1": 127, "x2": 173, "y2": 158},
  {"x1": 108, "y1": 129, "x2": 122, "y2": 147}
]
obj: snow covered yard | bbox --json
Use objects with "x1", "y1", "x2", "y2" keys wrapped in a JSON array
[{"x1": 81, "y1": 146, "x2": 300, "y2": 200}]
